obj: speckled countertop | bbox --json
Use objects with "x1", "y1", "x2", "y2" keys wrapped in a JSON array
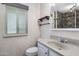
[{"x1": 38, "y1": 38, "x2": 79, "y2": 56}]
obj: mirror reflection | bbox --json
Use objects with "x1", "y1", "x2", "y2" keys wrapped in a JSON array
[{"x1": 50, "y1": 3, "x2": 79, "y2": 28}]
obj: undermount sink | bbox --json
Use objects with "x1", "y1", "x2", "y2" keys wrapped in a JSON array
[{"x1": 47, "y1": 41, "x2": 66, "y2": 50}]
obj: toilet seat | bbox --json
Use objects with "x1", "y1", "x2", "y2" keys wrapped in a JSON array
[{"x1": 25, "y1": 47, "x2": 38, "y2": 56}]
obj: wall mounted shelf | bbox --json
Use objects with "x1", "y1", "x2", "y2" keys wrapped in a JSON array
[
  {"x1": 38, "y1": 16, "x2": 49, "y2": 22},
  {"x1": 38, "y1": 16, "x2": 50, "y2": 26}
]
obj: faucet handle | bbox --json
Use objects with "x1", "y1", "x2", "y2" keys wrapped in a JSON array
[{"x1": 64, "y1": 40, "x2": 68, "y2": 43}]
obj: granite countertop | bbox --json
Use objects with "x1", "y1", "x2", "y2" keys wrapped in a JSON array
[{"x1": 38, "y1": 38, "x2": 79, "y2": 56}]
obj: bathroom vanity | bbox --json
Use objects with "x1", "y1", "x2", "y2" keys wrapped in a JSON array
[
  {"x1": 38, "y1": 42, "x2": 62, "y2": 56},
  {"x1": 37, "y1": 38, "x2": 79, "y2": 56}
]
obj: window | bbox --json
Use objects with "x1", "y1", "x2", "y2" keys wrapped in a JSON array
[{"x1": 6, "y1": 5, "x2": 28, "y2": 35}]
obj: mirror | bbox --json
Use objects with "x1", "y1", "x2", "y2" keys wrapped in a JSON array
[{"x1": 50, "y1": 3, "x2": 79, "y2": 29}]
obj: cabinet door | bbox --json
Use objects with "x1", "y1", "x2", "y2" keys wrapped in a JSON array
[
  {"x1": 49, "y1": 49, "x2": 61, "y2": 56},
  {"x1": 38, "y1": 42, "x2": 48, "y2": 56}
]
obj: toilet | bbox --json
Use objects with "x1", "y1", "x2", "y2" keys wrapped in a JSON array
[{"x1": 25, "y1": 47, "x2": 38, "y2": 56}]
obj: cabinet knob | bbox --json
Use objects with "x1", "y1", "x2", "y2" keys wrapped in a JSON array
[{"x1": 45, "y1": 52, "x2": 47, "y2": 54}]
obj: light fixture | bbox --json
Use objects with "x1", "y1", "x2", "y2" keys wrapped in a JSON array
[
  {"x1": 65, "y1": 5, "x2": 74, "y2": 10},
  {"x1": 62, "y1": 4, "x2": 76, "y2": 12}
]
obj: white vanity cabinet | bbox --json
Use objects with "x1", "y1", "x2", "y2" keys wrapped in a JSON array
[
  {"x1": 38, "y1": 42, "x2": 49, "y2": 56},
  {"x1": 38, "y1": 42, "x2": 62, "y2": 56},
  {"x1": 49, "y1": 49, "x2": 62, "y2": 56}
]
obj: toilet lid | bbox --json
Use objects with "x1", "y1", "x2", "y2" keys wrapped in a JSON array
[{"x1": 26, "y1": 47, "x2": 38, "y2": 53}]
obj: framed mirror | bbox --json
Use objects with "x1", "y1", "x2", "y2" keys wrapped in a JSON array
[{"x1": 50, "y1": 3, "x2": 79, "y2": 30}]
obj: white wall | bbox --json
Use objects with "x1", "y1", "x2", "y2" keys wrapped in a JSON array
[
  {"x1": 0, "y1": 3, "x2": 40, "y2": 56},
  {"x1": 40, "y1": 20, "x2": 51, "y2": 39},
  {"x1": 39, "y1": 3, "x2": 51, "y2": 39},
  {"x1": 51, "y1": 30, "x2": 79, "y2": 40},
  {"x1": 40, "y1": 3, "x2": 50, "y2": 17}
]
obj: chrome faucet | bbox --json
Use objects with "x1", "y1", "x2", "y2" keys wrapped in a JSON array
[{"x1": 60, "y1": 39, "x2": 68, "y2": 43}]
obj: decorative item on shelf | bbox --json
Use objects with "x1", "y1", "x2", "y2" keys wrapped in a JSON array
[
  {"x1": 38, "y1": 16, "x2": 49, "y2": 22},
  {"x1": 38, "y1": 16, "x2": 50, "y2": 26}
]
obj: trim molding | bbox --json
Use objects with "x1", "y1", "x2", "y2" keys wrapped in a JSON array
[{"x1": 2, "y1": 3, "x2": 29, "y2": 10}]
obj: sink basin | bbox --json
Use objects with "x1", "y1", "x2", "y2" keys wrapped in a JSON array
[{"x1": 47, "y1": 41, "x2": 66, "y2": 50}]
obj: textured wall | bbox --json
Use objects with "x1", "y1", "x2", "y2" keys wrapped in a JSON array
[{"x1": 0, "y1": 3, "x2": 40, "y2": 56}]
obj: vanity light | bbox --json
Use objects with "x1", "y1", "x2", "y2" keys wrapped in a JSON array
[
  {"x1": 61, "y1": 4, "x2": 76, "y2": 12},
  {"x1": 64, "y1": 5, "x2": 74, "y2": 11}
]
